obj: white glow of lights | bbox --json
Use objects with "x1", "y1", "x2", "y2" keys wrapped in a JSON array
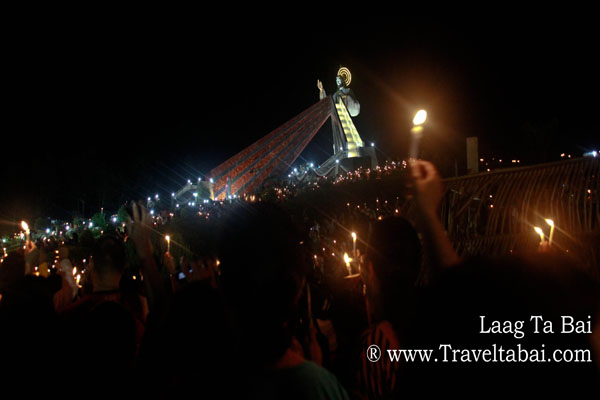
[{"x1": 413, "y1": 110, "x2": 427, "y2": 126}]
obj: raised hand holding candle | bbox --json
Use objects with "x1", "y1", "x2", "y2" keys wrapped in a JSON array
[{"x1": 409, "y1": 110, "x2": 427, "y2": 160}]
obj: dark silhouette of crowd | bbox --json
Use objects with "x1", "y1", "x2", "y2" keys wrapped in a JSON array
[{"x1": 1, "y1": 160, "x2": 598, "y2": 398}]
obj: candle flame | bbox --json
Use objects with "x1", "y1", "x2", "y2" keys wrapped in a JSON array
[
  {"x1": 343, "y1": 252, "x2": 352, "y2": 266},
  {"x1": 165, "y1": 235, "x2": 170, "y2": 243},
  {"x1": 21, "y1": 221, "x2": 29, "y2": 232},
  {"x1": 351, "y1": 232, "x2": 357, "y2": 241},
  {"x1": 413, "y1": 109, "x2": 427, "y2": 126},
  {"x1": 533, "y1": 227, "x2": 545, "y2": 242},
  {"x1": 544, "y1": 219, "x2": 554, "y2": 227}
]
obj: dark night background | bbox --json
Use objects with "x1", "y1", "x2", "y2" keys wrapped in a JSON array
[{"x1": 2, "y1": 15, "x2": 598, "y2": 231}]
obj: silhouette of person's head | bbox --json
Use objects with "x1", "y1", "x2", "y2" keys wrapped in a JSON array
[
  {"x1": 217, "y1": 202, "x2": 308, "y2": 364},
  {"x1": 89, "y1": 236, "x2": 125, "y2": 291},
  {"x1": 364, "y1": 217, "x2": 422, "y2": 328}
]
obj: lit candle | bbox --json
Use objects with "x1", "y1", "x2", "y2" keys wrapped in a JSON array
[
  {"x1": 351, "y1": 232, "x2": 357, "y2": 256},
  {"x1": 534, "y1": 227, "x2": 545, "y2": 245},
  {"x1": 165, "y1": 235, "x2": 171, "y2": 253},
  {"x1": 343, "y1": 252, "x2": 352, "y2": 275},
  {"x1": 21, "y1": 221, "x2": 30, "y2": 247},
  {"x1": 409, "y1": 109, "x2": 427, "y2": 160},
  {"x1": 544, "y1": 219, "x2": 555, "y2": 247}
]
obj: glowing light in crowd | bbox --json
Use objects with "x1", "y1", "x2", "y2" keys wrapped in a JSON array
[
  {"x1": 409, "y1": 109, "x2": 427, "y2": 159},
  {"x1": 165, "y1": 235, "x2": 170, "y2": 253},
  {"x1": 534, "y1": 227, "x2": 545, "y2": 244},
  {"x1": 413, "y1": 109, "x2": 427, "y2": 126},
  {"x1": 21, "y1": 221, "x2": 30, "y2": 245},
  {"x1": 343, "y1": 252, "x2": 352, "y2": 275},
  {"x1": 545, "y1": 219, "x2": 555, "y2": 247},
  {"x1": 351, "y1": 232, "x2": 357, "y2": 255}
]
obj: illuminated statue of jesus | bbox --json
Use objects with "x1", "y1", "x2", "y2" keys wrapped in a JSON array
[{"x1": 317, "y1": 67, "x2": 364, "y2": 157}]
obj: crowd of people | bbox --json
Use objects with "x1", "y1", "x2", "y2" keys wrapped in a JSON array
[{"x1": 1, "y1": 160, "x2": 599, "y2": 397}]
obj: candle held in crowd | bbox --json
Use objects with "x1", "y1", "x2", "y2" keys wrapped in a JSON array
[
  {"x1": 21, "y1": 221, "x2": 30, "y2": 247},
  {"x1": 409, "y1": 109, "x2": 427, "y2": 160},
  {"x1": 545, "y1": 219, "x2": 555, "y2": 247},
  {"x1": 534, "y1": 227, "x2": 545, "y2": 245}
]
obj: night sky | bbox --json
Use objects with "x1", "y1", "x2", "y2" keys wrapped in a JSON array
[{"x1": 2, "y1": 16, "x2": 598, "y2": 228}]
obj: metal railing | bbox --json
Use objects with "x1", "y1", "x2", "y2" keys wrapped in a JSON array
[{"x1": 439, "y1": 157, "x2": 599, "y2": 277}]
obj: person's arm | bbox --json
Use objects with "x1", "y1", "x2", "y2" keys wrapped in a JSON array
[
  {"x1": 163, "y1": 251, "x2": 181, "y2": 294},
  {"x1": 53, "y1": 258, "x2": 80, "y2": 312},
  {"x1": 409, "y1": 160, "x2": 460, "y2": 271},
  {"x1": 24, "y1": 241, "x2": 38, "y2": 275},
  {"x1": 127, "y1": 202, "x2": 168, "y2": 319}
]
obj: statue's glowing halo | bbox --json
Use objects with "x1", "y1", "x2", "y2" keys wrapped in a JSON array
[{"x1": 337, "y1": 67, "x2": 352, "y2": 87}]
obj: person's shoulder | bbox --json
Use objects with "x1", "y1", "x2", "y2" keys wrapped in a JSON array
[
  {"x1": 286, "y1": 361, "x2": 349, "y2": 400},
  {"x1": 294, "y1": 360, "x2": 334, "y2": 377}
]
